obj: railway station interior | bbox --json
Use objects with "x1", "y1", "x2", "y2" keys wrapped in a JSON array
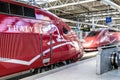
[{"x1": 0, "y1": 0, "x2": 120, "y2": 80}]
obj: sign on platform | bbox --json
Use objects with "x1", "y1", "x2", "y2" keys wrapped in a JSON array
[{"x1": 106, "y1": 17, "x2": 112, "y2": 23}]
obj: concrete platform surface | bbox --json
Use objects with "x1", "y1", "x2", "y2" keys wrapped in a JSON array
[{"x1": 21, "y1": 57, "x2": 120, "y2": 80}]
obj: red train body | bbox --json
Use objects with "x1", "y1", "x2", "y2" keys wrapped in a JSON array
[
  {"x1": 0, "y1": 0, "x2": 83, "y2": 77},
  {"x1": 82, "y1": 28, "x2": 120, "y2": 51}
]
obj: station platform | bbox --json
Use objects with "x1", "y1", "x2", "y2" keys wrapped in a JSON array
[{"x1": 21, "y1": 57, "x2": 120, "y2": 80}]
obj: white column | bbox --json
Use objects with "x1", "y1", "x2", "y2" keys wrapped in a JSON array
[{"x1": 92, "y1": 17, "x2": 95, "y2": 30}]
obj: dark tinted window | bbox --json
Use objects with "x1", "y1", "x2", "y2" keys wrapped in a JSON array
[
  {"x1": 87, "y1": 31, "x2": 100, "y2": 37},
  {"x1": 0, "y1": 1, "x2": 35, "y2": 18},
  {"x1": 0, "y1": 1, "x2": 9, "y2": 13},
  {"x1": 10, "y1": 4, "x2": 23, "y2": 15},
  {"x1": 24, "y1": 7, "x2": 35, "y2": 17},
  {"x1": 109, "y1": 29, "x2": 117, "y2": 32},
  {"x1": 63, "y1": 27, "x2": 68, "y2": 34}
]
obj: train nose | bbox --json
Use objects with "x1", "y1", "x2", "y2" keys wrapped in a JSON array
[{"x1": 83, "y1": 40, "x2": 93, "y2": 47}]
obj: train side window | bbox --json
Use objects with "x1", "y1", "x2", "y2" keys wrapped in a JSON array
[
  {"x1": 62, "y1": 27, "x2": 68, "y2": 34},
  {"x1": 0, "y1": 1, "x2": 9, "y2": 13},
  {"x1": 24, "y1": 7, "x2": 35, "y2": 18},
  {"x1": 10, "y1": 4, "x2": 23, "y2": 16}
]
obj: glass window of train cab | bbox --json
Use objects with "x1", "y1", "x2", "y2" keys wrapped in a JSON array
[
  {"x1": 10, "y1": 4, "x2": 23, "y2": 16},
  {"x1": 62, "y1": 27, "x2": 68, "y2": 34},
  {"x1": 0, "y1": 1, "x2": 9, "y2": 13},
  {"x1": 24, "y1": 7, "x2": 35, "y2": 18}
]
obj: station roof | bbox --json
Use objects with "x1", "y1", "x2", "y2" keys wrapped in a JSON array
[{"x1": 16, "y1": 0, "x2": 120, "y2": 28}]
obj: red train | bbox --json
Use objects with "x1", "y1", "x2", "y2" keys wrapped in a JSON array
[
  {"x1": 82, "y1": 28, "x2": 120, "y2": 51},
  {"x1": 0, "y1": 0, "x2": 83, "y2": 77}
]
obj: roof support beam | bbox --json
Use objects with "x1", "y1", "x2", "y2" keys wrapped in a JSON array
[
  {"x1": 85, "y1": 17, "x2": 120, "y2": 22},
  {"x1": 87, "y1": 11, "x2": 120, "y2": 17},
  {"x1": 61, "y1": 18, "x2": 108, "y2": 27},
  {"x1": 101, "y1": 0, "x2": 120, "y2": 12},
  {"x1": 44, "y1": 0, "x2": 96, "y2": 10}
]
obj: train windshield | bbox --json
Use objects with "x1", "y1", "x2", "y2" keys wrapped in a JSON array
[{"x1": 87, "y1": 31, "x2": 100, "y2": 37}]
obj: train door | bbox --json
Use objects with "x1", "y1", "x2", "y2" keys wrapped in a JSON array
[
  {"x1": 51, "y1": 33, "x2": 62, "y2": 64},
  {"x1": 60, "y1": 25, "x2": 74, "y2": 61},
  {"x1": 39, "y1": 22, "x2": 61, "y2": 65},
  {"x1": 41, "y1": 34, "x2": 52, "y2": 65},
  {"x1": 49, "y1": 23, "x2": 62, "y2": 64}
]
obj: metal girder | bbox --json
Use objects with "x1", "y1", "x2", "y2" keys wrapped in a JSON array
[
  {"x1": 85, "y1": 17, "x2": 120, "y2": 22},
  {"x1": 57, "y1": 9, "x2": 119, "y2": 22},
  {"x1": 86, "y1": 10, "x2": 120, "y2": 17},
  {"x1": 61, "y1": 18, "x2": 108, "y2": 27},
  {"x1": 40, "y1": 0, "x2": 96, "y2": 10},
  {"x1": 101, "y1": 0, "x2": 120, "y2": 12},
  {"x1": 57, "y1": 8, "x2": 114, "y2": 17},
  {"x1": 79, "y1": 5, "x2": 90, "y2": 12}
]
